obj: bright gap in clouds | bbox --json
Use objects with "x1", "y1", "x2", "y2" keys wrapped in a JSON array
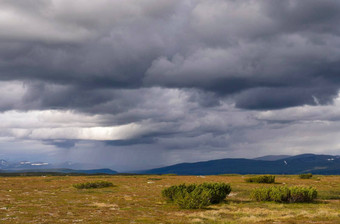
[{"x1": 0, "y1": 110, "x2": 148, "y2": 141}]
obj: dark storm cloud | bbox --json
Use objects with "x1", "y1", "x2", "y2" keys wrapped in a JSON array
[
  {"x1": 1, "y1": 0, "x2": 340, "y2": 111},
  {"x1": 2, "y1": 1, "x2": 340, "y2": 170},
  {"x1": 263, "y1": 0, "x2": 340, "y2": 34},
  {"x1": 235, "y1": 86, "x2": 338, "y2": 110}
]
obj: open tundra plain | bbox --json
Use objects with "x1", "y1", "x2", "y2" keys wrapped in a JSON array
[{"x1": 0, "y1": 175, "x2": 339, "y2": 223}]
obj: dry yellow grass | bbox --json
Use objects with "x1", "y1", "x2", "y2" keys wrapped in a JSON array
[{"x1": 0, "y1": 175, "x2": 339, "y2": 223}]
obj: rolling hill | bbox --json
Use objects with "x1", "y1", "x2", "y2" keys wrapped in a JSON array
[{"x1": 142, "y1": 154, "x2": 340, "y2": 175}]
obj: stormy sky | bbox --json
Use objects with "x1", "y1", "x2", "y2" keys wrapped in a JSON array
[{"x1": 1, "y1": 0, "x2": 340, "y2": 171}]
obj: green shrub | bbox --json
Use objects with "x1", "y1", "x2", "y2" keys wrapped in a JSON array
[
  {"x1": 245, "y1": 175, "x2": 275, "y2": 183},
  {"x1": 162, "y1": 182, "x2": 231, "y2": 209},
  {"x1": 289, "y1": 186, "x2": 317, "y2": 202},
  {"x1": 251, "y1": 186, "x2": 317, "y2": 203},
  {"x1": 250, "y1": 187, "x2": 271, "y2": 201},
  {"x1": 174, "y1": 188, "x2": 211, "y2": 209},
  {"x1": 269, "y1": 186, "x2": 290, "y2": 202},
  {"x1": 299, "y1": 173, "x2": 313, "y2": 179},
  {"x1": 73, "y1": 180, "x2": 114, "y2": 189},
  {"x1": 162, "y1": 184, "x2": 187, "y2": 201},
  {"x1": 200, "y1": 182, "x2": 232, "y2": 204}
]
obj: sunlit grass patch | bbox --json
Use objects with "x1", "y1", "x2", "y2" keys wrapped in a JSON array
[
  {"x1": 1, "y1": 175, "x2": 339, "y2": 223},
  {"x1": 189, "y1": 200, "x2": 340, "y2": 223}
]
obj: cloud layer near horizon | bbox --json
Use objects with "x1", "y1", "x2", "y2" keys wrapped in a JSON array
[{"x1": 1, "y1": 0, "x2": 340, "y2": 170}]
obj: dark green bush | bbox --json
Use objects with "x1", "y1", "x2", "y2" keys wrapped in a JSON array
[
  {"x1": 162, "y1": 182, "x2": 231, "y2": 209},
  {"x1": 268, "y1": 186, "x2": 290, "y2": 202},
  {"x1": 174, "y1": 187, "x2": 211, "y2": 209},
  {"x1": 162, "y1": 184, "x2": 187, "y2": 201},
  {"x1": 251, "y1": 186, "x2": 317, "y2": 203},
  {"x1": 200, "y1": 182, "x2": 232, "y2": 204},
  {"x1": 299, "y1": 173, "x2": 313, "y2": 179},
  {"x1": 245, "y1": 175, "x2": 275, "y2": 183},
  {"x1": 251, "y1": 187, "x2": 271, "y2": 201},
  {"x1": 289, "y1": 186, "x2": 317, "y2": 202},
  {"x1": 73, "y1": 180, "x2": 114, "y2": 189}
]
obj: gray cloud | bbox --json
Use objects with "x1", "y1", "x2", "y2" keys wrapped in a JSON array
[
  {"x1": 1, "y1": 0, "x2": 340, "y2": 170},
  {"x1": 1, "y1": 0, "x2": 340, "y2": 110}
]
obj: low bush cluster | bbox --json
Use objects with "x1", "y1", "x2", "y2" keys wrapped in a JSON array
[
  {"x1": 162, "y1": 182, "x2": 231, "y2": 209},
  {"x1": 73, "y1": 180, "x2": 114, "y2": 189},
  {"x1": 251, "y1": 186, "x2": 317, "y2": 203},
  {"x1": 245, "y1": 175, "x2": 275, "y2": 183},
  {"x1": 299, "y1": 173, "x2": 313, "y2": 179}
]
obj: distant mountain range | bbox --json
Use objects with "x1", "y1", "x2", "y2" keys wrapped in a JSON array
[
  {"x1": 0, "y1": 160, "x2": 117, "y2": 174},
  {"x1": 2, "y1": 154, "x2": 340, "y2": 175},
  {"x1": 0, "y1": 168, "x2": 117, "y2": 175},
  {"x1": 142, "y1": 154, "x2": 340, "y2": 175}
]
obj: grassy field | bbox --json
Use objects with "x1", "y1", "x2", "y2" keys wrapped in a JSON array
[{"x1": 0, "y1": 174, "x2": 339, "y2": 223}]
